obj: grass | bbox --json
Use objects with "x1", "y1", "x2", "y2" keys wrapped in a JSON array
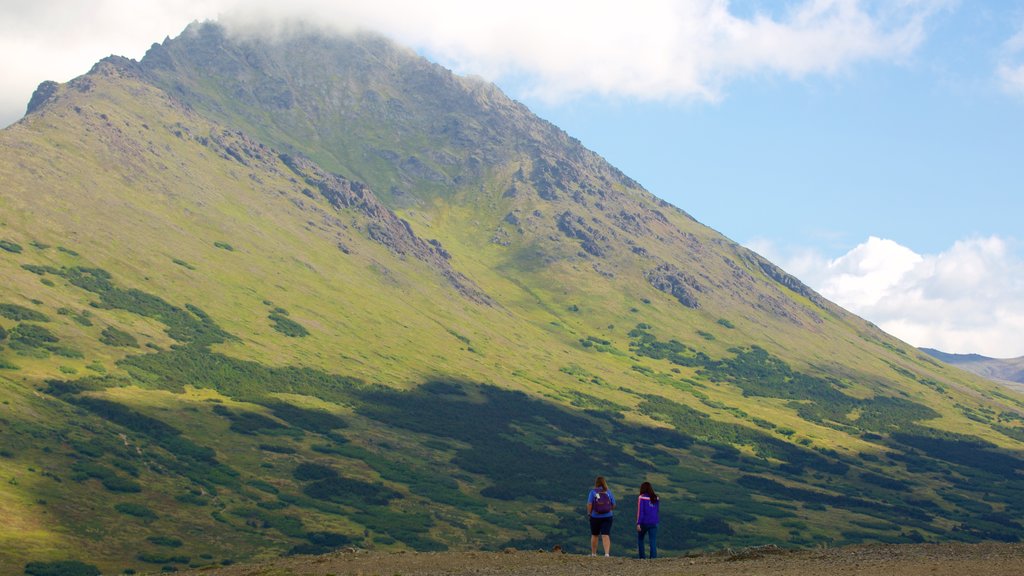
[{"x1": 0, "y1": 43, "x2": 1023, "y2": 572}]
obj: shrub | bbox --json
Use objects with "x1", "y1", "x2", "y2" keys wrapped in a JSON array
[
  {"x1": 114, "y1": 502, "x2": 157, "y2": 519},
  {"x1": 172, "y1": 258, "x2": 196, "y2": 270},
  {"x1": 0, "y1": 303, "x2": 49, "y2": 322},
  {"x1": 259, "y1": 444, "x2": 296, "y2": 454},
  {"x1": 293, "y1": 463, "x2": 338, "y2": 481},
  {"x1": 9, "y1": 323, "x2": 58, "y2": 347},
  {"x1": 213, "y1": 241, "x2": 234, "y2": 251},
  {"x1": 269, "y1": 313, "x2": 309, "y2": 337},
  {"x1": 23, "y1": 560, "x2": 100, "y2": 576},
  {"x1": 137, "y1": 553, "x2": 189, "y2": 564},
  {"x1": 102, "y1": 476, "x2": 142, "y2": 493},
  {"x1": 147, "y1": 536, "x2": 184, "y2": 548},
  {"x1": 100, "y1": 326, "x2": 139, "y2": 347},
  {"x1": 0, "y1": 239, "x2": 23, "y2": 253}
]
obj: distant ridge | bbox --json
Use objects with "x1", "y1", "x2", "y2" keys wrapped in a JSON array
[{"x1": 921, "y1": 348, "x2": 1024, "y2": 388}]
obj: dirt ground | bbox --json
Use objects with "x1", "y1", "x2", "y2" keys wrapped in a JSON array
[{"x1": 178, "y1": 541, "x2": 1024, "y2": 576}]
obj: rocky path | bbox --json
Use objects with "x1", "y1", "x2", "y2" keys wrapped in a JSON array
[{"x1": 177, "y1": 542, "x2": 1024, "y2": 576}]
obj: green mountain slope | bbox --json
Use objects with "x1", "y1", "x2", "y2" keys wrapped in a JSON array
[{"x1": 2, "y1": 20, "x2": 1024, "y2": 574}]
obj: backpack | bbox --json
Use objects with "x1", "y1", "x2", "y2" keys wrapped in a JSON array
[{"x1": 592, "y1": 489, "x2": 613, "y2": 514}]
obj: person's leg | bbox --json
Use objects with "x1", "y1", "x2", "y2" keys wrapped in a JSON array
[
  {"x1": 590, "y1": 534, "x2": 598, "y2": 556},
  {"x1": 637, "y1": 525, "x2": 646, "y2": 559},
  {"x1": 649, "y1": 525, "x2": 658, "y2": 559},
  {"x1": 601, "y1": 534, "x2": 611, "y2": 556}
]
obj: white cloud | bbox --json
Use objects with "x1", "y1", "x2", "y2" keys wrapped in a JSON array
[
  {"x1": 998, "y1": 24, "x2": 1024, "y2": 97},
  {"x1": 1, "y1": 0, "x2": 947, "y2": 126},
  {"x1": 756, "y1": 236, "x2": 1024, "y2": 359}
]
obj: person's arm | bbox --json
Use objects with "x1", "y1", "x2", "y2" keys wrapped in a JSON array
[
  {"x1": 636, "y1": 495, "x2": 643, "y2": 531},
  {"x1": 586, "y1": 490, "x2": 593, "y2": 516}
]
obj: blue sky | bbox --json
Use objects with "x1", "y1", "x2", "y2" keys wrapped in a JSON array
[{"x1": 1, "y1": 1, "x2": 1022, "y2": 357}]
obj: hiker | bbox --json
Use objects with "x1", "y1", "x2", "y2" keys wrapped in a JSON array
[
  {"x1": 587, "y1": 475, "x2": 616, "y2": 556},
  {"x1": 636, "y1": 481, "x2": 660, "y2": 559}
]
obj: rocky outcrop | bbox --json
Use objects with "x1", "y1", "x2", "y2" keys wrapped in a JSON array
[
  {"x1": 644, "y1": 262, "x2": 704, "y2": 309},
  {"x1": 279, "y1": 152, "x2": 492, "y2": 305},
  {"x1": 555, "y1": 211, "x2": 611, "y2": 258}
]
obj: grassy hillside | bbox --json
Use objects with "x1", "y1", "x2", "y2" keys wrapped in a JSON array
[{"x1": 1, "y1": 21, "x2": 1024, "y2": 575}]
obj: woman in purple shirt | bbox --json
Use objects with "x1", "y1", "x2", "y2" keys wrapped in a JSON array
[{"x1": 636, "y1": 481, "x2": 660, "y2": 559}]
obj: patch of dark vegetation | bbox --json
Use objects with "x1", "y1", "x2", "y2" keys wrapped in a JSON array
[
  {"x1": 0, "y1": 239, "x2": 23, "y2": 253},
  {"x1": 6, "y1": 323, "x2": 80, "y2": 358},
  {"x1": 213, "y1": 241, "x2": 234, "y2": 251},
  {"x1": 57, "y1": 246, "x2": 79, "y2": 256},
  {"x1": 23, "y1": 266, "x2": 229, "y2": 345},
  {"x1": 259, "y1": 443, "x2": 297, "y2": 454},
  {"x1": 631, "y1": 326, "x2": 939, "y2": 436},
  {"x1": 172, "y1": 258, "x2": 196, "y2": 270},
  {"x1": 146, "y1": 536, "x2": 183, "y2": 548},
  {"x1": 100, "y1": 326, "x2": 139, "y2": 347},
  {"x1": 286, "y1": 531, "x2": 353, "y2": 556},
  {"x1": 293, "y1": 462, "x2": 338, "y2": 481},
  {"x1": 136, "y1": 553, "x2": 189, "y2": 564},
  {"x1": 23, "y1": 560, "x2": 101, "y2": 576},
  {"x1": 57, "y1": 307, "x2": 93, "y2": 326},
  {"x1": 891, "y1": 429, "x2": 1024, "y2": 480},
  {"x1": 268, "y1": 309, "x2": 309, "y2": 337},
  {"x1": 629, "y1": 324, "x2": 711, "y2": 367},
  {"x1": 0, "y1": 303, "x2": 49, "y2": 322},
  {"x1": 638, "y1": 395, "x2": 849, "y2": 477},
  {"x1": 211, "y1": 404, "x2": 295, "y2": 436},
  {"x1": 118, "y1": 345, "x2": 363, "y2": 402},
  {"x1": 45, "y1": 387, "x2": 239, "y2": 489},
  {"x1": 737, "y1": 475, "x2": 931, "y2": 522},
  {"x1": 303, "y1": 476, "x2": 400, "y2": 506},
  {"x1": 263, "y1": 402, "x2": 346, "y2": 433},
  {"x1": 114, "y1": 502, "x2": 157, "y2": 519}
]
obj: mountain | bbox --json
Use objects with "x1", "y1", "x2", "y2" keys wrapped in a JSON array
[
  {"x1": 2, "y1": 20, "x2": 1024, "y2": 574},
  {"x1": 922, "y1": 349, "x2": 1024, "y2": 391}
]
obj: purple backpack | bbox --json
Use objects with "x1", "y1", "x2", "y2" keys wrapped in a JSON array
[{"x1": 593, "y1": 489, "x2": 613, "y2": 514}]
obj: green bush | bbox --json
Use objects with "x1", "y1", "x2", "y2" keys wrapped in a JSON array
[
  {"x1": 9, "y1": 323, "x2": 58, "y2": 348},
  {"x1": 0, "y1": 239, "x2": 23, "y2": 253},
  {"x1": 172, "y1": 258, "x2": 196, "y2": 270},
  {"x1": 293, "y1": 463, "x2": 338, "y2": 481},
  {"x1": 269, "y1": 313, "x2": 309, "y2": 337},
  {"x1": 23, "y1": 560, "x2": 100, "y2": 576},
  {"x1": 114, "y1": 502, "x2": 157, "y2": 519},
  {"x1": 137, "y1": 553, "x2": 189, "y2": 564},
  {"x1": 147, "y1": 536, "x2": 184, "y2": 548},
  {"x1": 213, "y1": 241, "x2": 234, "y2": 251},
  {"x1": 0, "y1": 303, "x2": 49, "y2": 322},
  {"x1": 100, "y1": 326, "x2": 139, "y2": 347}
]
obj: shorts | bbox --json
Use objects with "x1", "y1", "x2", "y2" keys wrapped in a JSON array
[{"x1": 589, "y1": 515, "x2": 613, "y2": 536}]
